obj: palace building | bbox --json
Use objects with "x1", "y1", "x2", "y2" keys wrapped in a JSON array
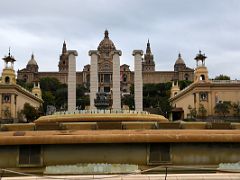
[
  {"x1": 0, "y1": 51, "x2": 43, "y2": 122},
  {"x1": 17, "y1": 30, "x2": 194, "y2": 94},
  {"x1": 169, "y1": 51, "x2": 240, "y2": 120}
]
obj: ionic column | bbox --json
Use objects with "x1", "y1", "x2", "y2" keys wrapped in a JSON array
[
  {"x1": 67, "y1": 50, "x2": 78, "y2": 112},
  {"x1": 89, "y1": 50, "x2": 99, "y2": 109},
  {"x1": 112, "y1": 50, "x2": 122, "y2": 110},
  {"x1": 133, "y1": 50, "x2": 143, "y2": 112}
]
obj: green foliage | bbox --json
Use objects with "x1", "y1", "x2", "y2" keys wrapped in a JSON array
[
  {"x1": 178, "y1": 80, "x2": 193, "y2": 90},
  {"x1": 16, "y1": 79, "x2": 33, "y2": 91},
  {"x1": 121, "y1": 94, "x2": 134, "y2": 110},
  {"x1": 143, "y1": 83, "x2": 172, "y2": 97},
  {"x1": 130, "y1": 84, "x2": 134, "y2": 95},
  {"x1": 214, "y1": 74, "x2": 230, "y2": 80},
  {"x1": 77, "y1": 95, "x2": 90, "y2": 110},
  {"x1": 232, "y1": 102, "x2": 240, "y2": 117},
  {"x1": 21, "y1": 103, "x2": 41, "y2": 122},
  {"x1": 188, "y1": 105, "x2": 197, "y2": 119},
  {"x1": 55, "y1": 87, "x2": 67, "y2": 109},
  {"x1": 215, "y1": 101, "x2": 231, "y2": 117},
  {"x1": 198, "y1": 104, "x2": 207, "y2": 119},
  {"x1": 40, "y1": 77, "x2": 61, "y2": 92},
  {"x1": 122, "y1": 82, "x2": 172, "y2": 114},
  {"x1": 143, "y1": 83, "x2": 172, "y2": 116}
]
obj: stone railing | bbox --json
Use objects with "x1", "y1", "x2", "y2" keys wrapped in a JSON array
[
  {"x1": 54, "y1": 109, "x2": 150, "y2": 115},
  {"x1": 211, "y1": 80, "x2": 240, "y2": 84}
]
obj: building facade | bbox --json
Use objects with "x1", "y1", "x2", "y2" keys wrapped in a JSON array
[
  {"x1": 0, "y1": 51, "x2": 43, "y2": 122},
  {"x1": 17, "y1": 30, "x2": 194, "y2": 94},
  {"x1": 169, "y1": 51, "x2": 240, "y2": 120}
]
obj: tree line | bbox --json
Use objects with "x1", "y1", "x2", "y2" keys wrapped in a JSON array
[{"x1": 18, "y1": 77, "x2": 192, "y2": 122}]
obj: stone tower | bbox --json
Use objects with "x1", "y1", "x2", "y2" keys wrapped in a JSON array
[
  {"x1": 194, "y1": 51, "x2": 209, "y2": 83},
  {"x1": 1, "y1": 49, "x2": 16, "y2": 85},
  {"x1": 58, "y1": 41, "x2": 69, "y2": 72},
  {"x1": 170, "y1": 81, "x2": 180, "y2": 98},
  {"x1": 32, "y1": 81, "x2": 42, "y2": 99},
  {"x1": 142, "y1": 39, "x2": 155, "y2": 72}
]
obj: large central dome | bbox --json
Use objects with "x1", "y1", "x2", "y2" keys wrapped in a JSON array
[{"x1": 97, "y1": 30, "x2": 116, "y2": 53}]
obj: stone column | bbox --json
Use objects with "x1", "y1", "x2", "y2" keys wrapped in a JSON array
[
  {"x1": 10, "y1": 94, "x2": 16, "y2": 119},
  {"x1": 133, "y1": 50, "x2": 143, "y2": 112},
  {"x1": 112, "y1": 50, "x2": 122, "y2": 110},
  {"x1": 89, "y1": 50, "x2": 99, "y2": 110},
  {"x1": 67, "y1": 50, "x2": 78, "y2": 112}
]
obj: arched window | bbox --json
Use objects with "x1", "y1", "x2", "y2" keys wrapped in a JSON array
[
  {"x1": 23, "y1": 74, "x2": 28, "y2": 82},
  {"x1": 200, "y1": 75, "x2": 205, "y2": 81},
  {"x1": 123, "y1": 74, "x2": 127, "y2": 82},
  {"x1": 184, "y1": 74, "x2": 189, "y2": 81},
  {"x1": 5, "y1": 76, "x2": 10, "y2": 84}
]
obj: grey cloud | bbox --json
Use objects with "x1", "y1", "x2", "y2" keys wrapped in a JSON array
[{"x1": 0, "y1": 0, "x2": 240, "y2": 79}]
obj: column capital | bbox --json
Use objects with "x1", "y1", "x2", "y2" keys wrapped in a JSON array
[
  {"x1": 89, "y1": 50, "x2": 99, "y2": 56},
  {"x1": 67, "y1": 50, "x2": 78, "y2": 56},
  {"x1": 112, "y1": 50, "x2": 122, "y2": 56},
  {"x1": 132, "y1": 50, "x2": 143, "y2": 56}
]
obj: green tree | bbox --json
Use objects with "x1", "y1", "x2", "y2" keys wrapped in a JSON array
[
  {"x1": 179, "y1": 80, "x2": 193, "y2": 90},
  {"x1": 55, "y1": 87, "x2": 67, "y2": 110},
  {"x1": 122, "y1": 94, "x2": 134, "y2": 109},
  {"x1": 16, "y1": 79, "x2": 33, "y2": 91},
  {"x1": 21, "y1": 103, "x2": 40, "y2": 122},
  {"x1": 214, "y1": 74, "x2": 230, "y2": 80},
  {"x1": 215, "y1": 101, "x2": 231, "y2": 117},
  {"x1": 232, "y1": 102, "x2": 240, "y2": 117},
  {"x1": 42, "y1": 91, "x2": 55, "y2": 111},
  {"x1": 40, "y1": 77, "x2": 61, "y2": 92},
  {"x1": 188, "y1": 105, "x2": 197, "y2": 119},
  {"x1": 198, "y1": 104, "x2": 207, "y2": 119}
]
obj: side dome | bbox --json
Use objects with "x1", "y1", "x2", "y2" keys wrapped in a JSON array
[
  {"x1": 97, "y1": 30, "x2": 116, "y2": 53},
  {"x1": 26, "y1": 54, "x2": 39, "y2": 73},
  {"x1": 27, "y1": 54, "x2": 38, "y2": 66},
  {"x1": 175, "y1": 53, "x2": 185, "y2": 65}
]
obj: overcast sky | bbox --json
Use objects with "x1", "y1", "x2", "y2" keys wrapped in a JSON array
[{"x1": 0, "y1": 0, "x2": 239, "y2": 79}]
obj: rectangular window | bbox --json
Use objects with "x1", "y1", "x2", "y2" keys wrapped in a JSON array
[
  {"x1": 199, "y1": 92, "x2": 208, "y2": 101},
  {"x1": 104, "y1": 74, "x2": 110, "y2": 83},
  {"x1": 104, "y1": 87, "x2": 110, "y2": 92},
  {"x1": 148, "y1": 143, "x2": 171, "y2": 164},
  {"x1": 19, "y1": 145, "x2": 42, "y2": 166},
  {"x1": 193, "y1": 93, "x2": 196, "y2": 103}
]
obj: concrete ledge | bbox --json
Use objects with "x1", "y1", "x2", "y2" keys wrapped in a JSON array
[
  {"x1": 181, "y1": 122, "x2": 207, "y2": 129},
  {"x1": 61, "y1": 122, "x2": 96, "y2": 130},
  {"x1": 122, "y1": 122, "x2": 157, "y2": 129},
  {"x1": 0, "y1": 123, "x2": 35, "y2": 131}
]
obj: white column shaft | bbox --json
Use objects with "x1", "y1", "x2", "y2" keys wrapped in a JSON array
[
  {"x1": 133, "y1": 51, "x2": 143, "y2": 111},
  {"x1": 68, "y1": 52, "x2": 77, "y2": 112},
  {"x1": 112, "y1": 53, "x2": 121, "y2": 110},
  {"x1": 90, "y1": 53, "x2": 98, "y2": 109}
]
